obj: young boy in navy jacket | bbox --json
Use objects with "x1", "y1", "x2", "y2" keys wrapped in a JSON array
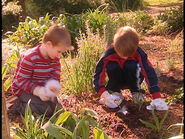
[{"x1": 93, "y1": 26, "x2": 168, "y2": 111}]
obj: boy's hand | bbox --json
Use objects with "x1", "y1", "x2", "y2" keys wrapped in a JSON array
[
  {"x1": 99, "y1": 91, "x2": 123, "y2": 108},
  {"x1": 33, "y1": 86, "x2": 50, "y2": 101},
  {"x1": 146, "y1": 98, "x2": 168, "y2": 111}
]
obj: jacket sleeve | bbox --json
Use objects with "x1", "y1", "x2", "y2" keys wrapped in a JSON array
[
  {"x1": 138, "y1": 48, "x2": 161, "y2": 98},
  {"x1": 11, "y1": 55, "x2": 37, "y2": 96},
  {"x1": 93, "y1": 53, "x2": 107, "y2": 95}
]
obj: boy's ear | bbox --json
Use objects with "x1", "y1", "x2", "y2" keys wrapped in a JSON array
[{"x1": 45, "y1": 41, "x2": 53, "y2": 47}]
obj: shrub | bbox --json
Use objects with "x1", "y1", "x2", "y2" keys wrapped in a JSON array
[
  {"x1": 158, "y1": 5, "x2": 184, "y2": 33},
  {"x1": 2, "y1": 1, "x2": 22, "y2": 34},
  {"x1": 105, "y1": 0, "x2": 144, "y2": 12},
  {"x1": 61, "y1": 26, "x2": 106, "y2": 95},
  {"x1": 84, "y1": 8, "x2": 110, "y2": 34},
  {"x1": 6, "y1": 13, "x2": 62, "y2": 48},
  {"x1": 127, "y1": 10, "x2": 154, "y2": 34},
  {"x1": 148, "y1": 19, "x2": 168, "y2": 35},
  {"x1": 24, "y1": 0, "x2": 101, "y2": 19}
]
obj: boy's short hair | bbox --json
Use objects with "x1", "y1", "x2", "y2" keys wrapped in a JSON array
[
  {"x1": 113, "y1": 26, "x2": 139, "y2": 57},
  {"x1": 42, "y1": 24, "x2": 71, "y2": 47}
]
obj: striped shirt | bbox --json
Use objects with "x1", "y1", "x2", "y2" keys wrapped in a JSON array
[{"x1": 12, "y1": 44, "x2": 61, "y2": 96}]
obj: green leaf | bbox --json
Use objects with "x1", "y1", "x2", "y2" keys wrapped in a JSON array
[
  {"x1": 80, "y1": 108, "x2": 99, "y2": 119},
  {"x1": 93, "y1": 128, "x2": 109, "y2": 139},
  {"x1": 3, "y1": 75, "x2": 13, "y2": 91},
  {"x1": 42, "y1": 121, "x2": 72, "y2": 138},
  {"x1": 139, "y1": 119, "x2": 156, "y2": 131},
  {"x1": 2, "y1": 65, "x2": 8, "y2": 80},
  {"x1": 159, "y1": 110, "x2": 169, "y2": 131},
  {"x1": 55, "y1": 111, "x2": 71, "y2": 125},
  {"x1": 151, "y1": 110, "x2": 160, "y2": 131}
]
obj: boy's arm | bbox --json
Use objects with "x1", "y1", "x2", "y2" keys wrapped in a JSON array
[
  {"x1": 50, "y1": 60, "x2": 61, "y2": 81},
  {"x1": 12, "y1": 56, "x2": 37, "y2": 96},
  {"x1": 138, "y1": 48, "x2": 161, "y2": 99},
  {"x1": 93, "y1": 54, "x2": 107, "y2": 95}
]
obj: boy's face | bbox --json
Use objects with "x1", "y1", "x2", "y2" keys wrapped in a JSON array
[{"x1": 47, "y1": 42, "x2": 68, "y2": 59}]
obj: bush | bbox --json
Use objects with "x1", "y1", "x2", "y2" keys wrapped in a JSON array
[
  {"x1": 2, "y1": 1, "x2": 22, "y2": 34},
  {"x1": 105, "y1": 0, "x2": 144, "y2": 12},
  {"x1": 6, "y1": 13, "x2": 63, "y2": 48},
  {"x1": 61, "y1": 26, "x2": 106, "y2": 95},
  {"x1": 127, "y1": 10, "x2": 154, "y2": 33},
  {"x1": 158, "y1": 4, "x2": 184, "y2": 33},
  {"x1": 24, "y1": 0, "x2": 101, "y2": 19}
]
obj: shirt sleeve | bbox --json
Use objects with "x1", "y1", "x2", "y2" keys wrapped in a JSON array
[
  {"x1": 93, "y1": 54, "x2": 107, "y2": 95},
  {"x1": 50, "y1": 60, "x2": 61, "y2": 82},
  {"x1": 138, "y1": 48, "x2": 160, "y2": 94},
  {"x1": 11, "y1": 55, "x2": 37, "y2": 96}
]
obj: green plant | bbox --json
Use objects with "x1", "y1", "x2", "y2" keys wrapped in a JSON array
[
  {"x1": 148, "y1": 19, "x2": 168, "y2": 35},
  {"x1": 6, "y1": 13, "x2": 68, "y2": 48},
  {"x1": 61, "y1": 25, "x2": 106, "y2": 95},
  {"x1": 165, "y1": 87, "x2": 184, "y2": 105},
  {"x1": 6, "y1": 13, "x2": 56, "y2": 48},
  {"x1": 10, "y1": 100, "x2": 48, "y2": 139},
  {"x1": 158, "y1": 5, "x2": 184, "y2": 33},
  {"x1": 2, "y1": 1, "x2": 22, "y2": 34},
  {"x1": 127, "y1": 10, "x2": 154, "y2": 33},
  {"x1": 134, "y1": 97, "x2": 145, "y2": 111},
  {"x1": 166, "y1": 58, "x2": 174, "y2": 70},
  {"x1": 2, "y1": 45, "x2": 22, "y2": 92},
  {"x1": 42, "y1": 108, "x2": 109, "y2": 138},
  {"x1": 105, "y1": 0, "x2": 144, "y2": 12},
  {"x1": 161, "y1": 117, "x2": 184, "y2": 138},
  {"x1": 168, "y1": 35, "x2": 183, "y2": 56},
  {"x1": 84, "y1": 7, "x2": 109, "y2": 34},
  {"x1": 139, "y1": 110, "x2": 169, "y2": 133}
]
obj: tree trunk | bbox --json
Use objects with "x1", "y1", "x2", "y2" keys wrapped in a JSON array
[{"x1": 2, "y1": 90, "x2": 10, "y2": 139}]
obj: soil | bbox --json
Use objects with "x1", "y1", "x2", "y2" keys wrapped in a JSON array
[{"x1": 4, "y1": 2, "x2": 184, "y2": 139}]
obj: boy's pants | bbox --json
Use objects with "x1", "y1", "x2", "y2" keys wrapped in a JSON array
[
  {"x1": 106, "y1": 60, "x2": 144, "y2": 93},
  {"x1": 10, "y1": 92, "x2": 61, "y2": 117}
]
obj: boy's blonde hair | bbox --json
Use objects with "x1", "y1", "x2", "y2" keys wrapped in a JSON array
[
  {"x1": 113, "y1": 26, "x2": 139, "y2": 57},
  {"x1": 42, "y1": 24, "x2": 71, "y2": 47}
]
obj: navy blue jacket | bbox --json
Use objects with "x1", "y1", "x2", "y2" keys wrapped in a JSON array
[{"x1": 93, "y1": 46, "x2": 161, "y2": 98}]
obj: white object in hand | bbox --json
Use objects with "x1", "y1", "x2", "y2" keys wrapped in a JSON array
[
  {"x1": 146, "y1": 98, "x2": 168, "y2": 111},
  {"x1": 45, "y1": 79, "x2": 61, "y2": 102},
  {"x1": 99, "y1": 91, "x2": 123, "y2": 108},
  {"x1": 33, "y1": 79, "x2": 61, "y2": 102}
]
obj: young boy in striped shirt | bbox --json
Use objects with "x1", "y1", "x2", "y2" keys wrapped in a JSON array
[
  {"x1": 10, "y1": 24, "x2": 73, "y2": 117},
  {"x1": 93, "y1": 26, "x2": 168, "y2": 111}
]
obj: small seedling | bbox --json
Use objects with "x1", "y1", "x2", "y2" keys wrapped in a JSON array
[{"x1": 139, "y1": 109, "x2": 169, "y2": 133}]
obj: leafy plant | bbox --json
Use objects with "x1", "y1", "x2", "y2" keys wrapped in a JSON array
[
  {"x1": 10, "y1": 100, "x2": 48, "y2": 139},
  {"x1": 105, "y1": 0, "x2": 144, "y2": 12},
  {"x1": 166, "y1": 58, "x2": 174, "y2": 70},
  {"x1": 127, "y1": 10, "x2": 154, "y2": 33},
  {"x1": 165, "y1": 87, "x2": 184, "y2": 105},
  {"x1": 42, "y1": 108, "x2": 109, "y2": 138},
  {"x1": 139, "y1": 109, "x2": 169, "y2": 133},
  {"x1": 161, "y1": 117, "x2": 184, "y2": 139},
  {"x1": 6, "y1": 13, "x2": 63, "y2": 48},
  {"x1": 2, "y1": 45, "x2": 22, "y2": 92},
  {"x1": 158, "y1": 4, "x2": 184, "y2": 33},
  {"x1": 84, "y1": 7, "x2": 109, "y2": 34},
  {"x1": 61, "y1": 25, "x2": 106, "y2": 95}
]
